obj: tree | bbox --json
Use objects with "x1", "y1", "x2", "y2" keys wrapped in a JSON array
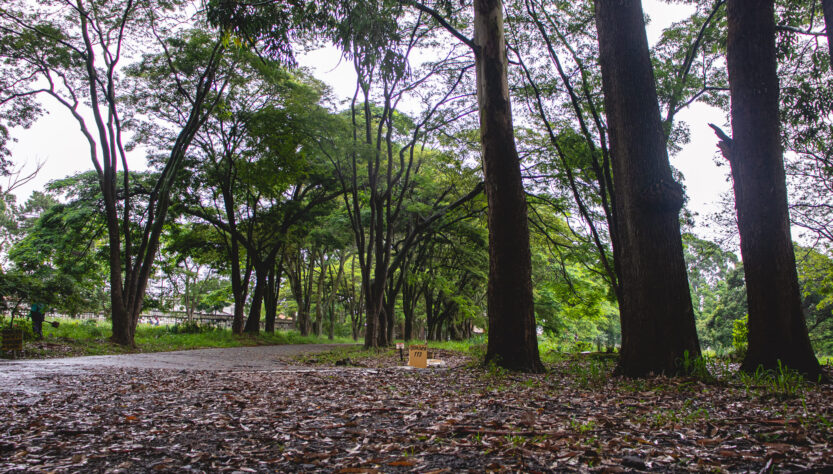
[
  {"x1": 155, "y1": 223, "x2": 231, "y2": 319},
  {"x1": 0, "y1": 163, "x2": 43, "y2": 268},
  {"x1": 0, "y1": 1, "x2": 227, "y2": 346},
  {"x1": 468, "y1": 0, "x2": 542, "y2": 372},
  {"x1": 717, "y1": 0, "x2": 822, "y2": 378},
  {"x1": 593, "y1": 0, "x2": 701, "y2": 376},
  {"x1": 794, "y1": 245, "x2": 833, "y2": 355},
  {"x1": 160, "y1": 52, "x2": 337, "y2": 334},
  {"x1": 409, "y1": 0, "x2": 542, "y2": 371},
  {"x1": 6, "y1": 176, "x2": 110, "y2": 316},
  {"x1": 824, "y1": 0, "x2": 833, "y2": 66},
  {"x1": 210, "y1": 0, "x2": 540, "y2": 368}
]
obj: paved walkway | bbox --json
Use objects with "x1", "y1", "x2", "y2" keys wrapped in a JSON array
[{"x1": 0, "y1": 344, "x2": 355, "y2": 398}]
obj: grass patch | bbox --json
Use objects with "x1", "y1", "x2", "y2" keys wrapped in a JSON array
[{"x1": 4, "y1": 317, "x2": 356, "y2": 359}]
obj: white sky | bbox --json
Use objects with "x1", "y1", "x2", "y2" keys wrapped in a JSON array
[{"x1": 7, "y1": 1, "x2": 730, "y2": 237}]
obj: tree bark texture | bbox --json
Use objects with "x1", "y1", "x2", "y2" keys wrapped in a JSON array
[
  {"x1": 594, "y1": 0, "x2": 701, "y2": 376},
  {"x1": 473, "y1": 0, "x2": 543, "y2": 373},
  {"x1": 223, "y1": 183, "x2": 250, "y2": 335},
  {"x1": 725, "y1": 0, "x2": 822, "y2": 378},
  {"x1": 264, "y1": 262, "x2": 283, "y2": 333},
  {"x1": 822, "y1": 0, "x2": 833, "y2": 70},
  {"x1": 244, "y1": 264, "x2": 266, "y2": 333}
]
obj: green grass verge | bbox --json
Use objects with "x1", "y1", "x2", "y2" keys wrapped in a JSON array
[{"x1": 4, "y1": 318, "x2": 356, "y2": 359}]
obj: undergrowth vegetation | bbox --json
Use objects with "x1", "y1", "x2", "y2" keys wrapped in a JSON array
[
  {"x1": 1, "y1": 317, "x2": 354, "y2": 358},
  {"x1": 3, "y1": 323, "x2": 831, "y2": 399}
]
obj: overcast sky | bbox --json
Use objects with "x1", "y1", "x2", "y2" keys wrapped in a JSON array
[{"x1": 6, "y1": 1, "x2": 730, "y2": 237}]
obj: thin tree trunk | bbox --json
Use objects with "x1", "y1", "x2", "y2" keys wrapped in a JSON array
[
  {"x1": 724, "y1": 0, "x2": 822, "y2": 378},
  {"x1": 225, "y1": 184, "x2": 250, "y2": 335},
  {"x1": 403, "y1": 281, "x2": 421, "y2": 341},
  {"x1": 425, "y1": 290, "x2": 436, "y2": 341},
  {"x1": 474, "y1": 0, "x2": 543, "y2": 373},
  {"x1": 244, "y1": 267, "x2": 265, "y2": 334},
  {"x1": 382, "y1": 286, "x2": 396, "y2": 345},
  {"x1": 594, "y1": 0, "x2": 701, "y2": 376},
  {"x1": 823, "y1": 0, "x2": 833, "y2": 69},
  {"x1": 231, "y1": 253, "x2": 252, "y2": 335},
  {"x1": 265, "y1": 259, "x2": 283, "y2": 333},
  {"x1": 314, "y1": 254, "x2": 328, "y2": 337},
  {"x1": 328, "y1": 301, "x2": 336, "y2": 340}
]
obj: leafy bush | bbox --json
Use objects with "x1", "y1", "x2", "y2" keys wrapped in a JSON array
[
  {"x1": 738, "y1": 360, "x2": 809, "y2": 399},
  {"x1": 0, "y1": 315, "x2": 34, "y2": 339},
  {"x1": 567, "y1": 356, "x2": 612, "y2": 389},
  {"x1": 732, "y1": 315, "x2": 748, "y2": 359},
  {"x1": 79, "y1": 318, "x2": 105, "y2": 337},
  {"x1": 168, "y1": 320, "x2": 207, "y2": 334},
  {"x1": 677, "y1": 350, "x2": 715, "y2": 381}
]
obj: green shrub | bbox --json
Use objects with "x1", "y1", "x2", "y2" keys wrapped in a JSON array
[
  {"x1": 677, "y1": 350, "x2": 715, "y2": 381},
  {"x1": 0, "y1": 316, "x2": 35, "y2": 339},
  {"x1": 732, "y1": 315, "x2": 748, "y2": 359},
  {"x1": 567, "y1": 356, "x2": 611, "y2": 389},
  {"x1": 738, "y1": 360, "x2": 808, "y2": 398},
  {"x1": 168, "y1": 320, "x2": 205, "y2": 334}
]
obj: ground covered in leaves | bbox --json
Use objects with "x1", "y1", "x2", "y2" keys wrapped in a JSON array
[{"x1": 2, "y1": 349, "x2": 832, "y2": 473}]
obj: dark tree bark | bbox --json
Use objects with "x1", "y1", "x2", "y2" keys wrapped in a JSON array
[
  {"x1": 824, "y1": 0, "x2": 833, "y2": 69},
  {"x1": 319, "y1": 253, "x2": 346, "y2": 339},
  {"x1": 594, "y1": 0, "x2": 701, "y2": 376},
  {"x1": 723, "y1": 0, "x2": 822, "y2": 378},
  {"x1": 314, "y1": 256, "x2": 327, "y2": 337},
  {"x1": 224, "y1": 188, "x2": 252, "y2": 335},
  {"x1": 328, "y1": 300, "x2": 336, "y2": 340},
  {"x1": 402, "y1": 279, "x2": 423, "y2": 341},
  {"x1": 213, "y1": 154, "x2": 252, "y2": 335},
  {"x1": 346, "y1": 258, "x2": 364, "y2": 341},
  {"x1": 425, "y1": 289, "x2": 438, "y2": 341},
  {"x1": 244, "y1": 264, "x2": 266, "y2": 333},
  {"x1": 264, "y1": 259, "x2": 284, "y2": 333},
  {"x1": 473, "y1": 0, "x2": 543, "y2": 373}
]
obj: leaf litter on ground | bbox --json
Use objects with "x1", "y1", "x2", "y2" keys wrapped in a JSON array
[{"x1": 1, "y1": 348, "x2": 832, "y2": 473}]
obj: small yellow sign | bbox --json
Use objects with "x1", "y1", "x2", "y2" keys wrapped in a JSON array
[{"x1": 408, "y1": 344, "x2": 428, "y2": 368}]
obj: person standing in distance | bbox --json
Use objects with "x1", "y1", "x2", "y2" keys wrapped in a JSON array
[{"x1": 29, "y1": 302, "x2": 45, "y2": 339}]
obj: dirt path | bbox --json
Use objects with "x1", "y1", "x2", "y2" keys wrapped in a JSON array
[{"x1": 0, "y1": 343, "x2": 355, "y2": 398}]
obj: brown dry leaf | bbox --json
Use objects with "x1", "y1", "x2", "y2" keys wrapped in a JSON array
[{"x1": 1, "y1": 352, "x2": 831, "y2": 473}]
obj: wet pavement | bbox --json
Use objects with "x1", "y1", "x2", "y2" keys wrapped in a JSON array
[{"x1": 0, "y1": 344, "x2": 355, "y2": 399}]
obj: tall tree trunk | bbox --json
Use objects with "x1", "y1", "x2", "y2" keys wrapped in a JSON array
[
  {"x1": 231, "y1": 256, "x2": 249, "y2": 335},
  {"x1": 184, "y1": 272, "x2": 194, "y2": 321},
  {"x1": 349, "y1": 266, "x2": 364, "y2": 341},
  {"x1": 474, "y1": 0, "x2": 543, "y2": 373},
  {"x1": 296, "y1": 292, "x2": 309, "y2": 336},
  {"x1": 229, "y1": 225, "x2": 251, "y2": 335},
  {"x1": 403, "y1": 281, "x2": 421, "y2": 341},
  {"x1": 110, "y1": 299, "x2": 133, "y2": 347},
  {"x1": 364, "y1": 268, "x2": 385, "y2": 347},
  {"x1": 376, "y1": 304, "x2": 388, "y2": 347},
  {"x1": 264, "y1": 267, "x2": 276, "y2": 333},
  {"x1": 724, "y1": 0, "x2": 822, "y2": 378},
  {"x1": 313, "y1": 254, "x2": 328, "y2": 337},
  {"x1": 245, "y1": 265, "x2": 266, "y2": 334},
  {"x1": 264, "y1": 260, "x2": 282, "y2": 334},
  {"x1": 823, "y1": 0, "x2": 833, "y2": 68},
  {"x1": 425, "y1": 290, "x2": 436, "y2": 341},
  {"x1": 384, "y1": 287, "x2": 396, "y2": 344},
  {"x1": 107, "y1": 188, "x2": 133, "y2": 346},
  {"x1": 594, "y1": 0, "x2": 701, "y2": 376},
  {"x1": 328, "y1": 301, "x2": 335, "y2": 340}
]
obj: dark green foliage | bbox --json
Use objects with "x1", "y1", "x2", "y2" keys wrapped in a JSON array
[{"x1": 4, "y1": 185, "x2": 108, "y2": 316}]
